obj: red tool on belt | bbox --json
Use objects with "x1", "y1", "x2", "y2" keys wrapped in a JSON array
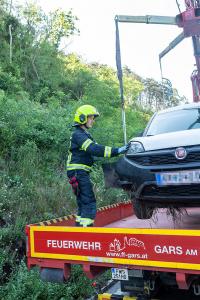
[{"x1": 69, "y1": 176, "x2": 79, "y2": 195}]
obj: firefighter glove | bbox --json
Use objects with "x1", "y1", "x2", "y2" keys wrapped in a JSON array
[
  {"x1": 118, "y1": 143, "x2": 130, "y2": 154},
  {"x1": 69, "y1": 176, "x2": 79, "y2": 195}
]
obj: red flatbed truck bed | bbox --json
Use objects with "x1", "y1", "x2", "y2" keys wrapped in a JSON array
[{"x1": 26, "y1": 201, "x2": 200, "y2": 298}]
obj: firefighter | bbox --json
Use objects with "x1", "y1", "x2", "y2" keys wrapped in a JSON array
[{"x1": 67, "y1": 105, "x2": 129, "y2": 227}]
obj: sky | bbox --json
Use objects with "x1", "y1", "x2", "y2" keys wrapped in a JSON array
[{"x1": 23, "y1": 0, "x2": 196, "y2": 101}]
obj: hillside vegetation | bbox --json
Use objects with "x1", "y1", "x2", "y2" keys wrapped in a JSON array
[{"x1": 0, "y1": 1, "x2": 186, "y2": 299}]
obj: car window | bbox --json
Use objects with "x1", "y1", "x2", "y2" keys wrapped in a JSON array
[{"x1": 146, "y1": 108, "x2": 200, "y2": 136}]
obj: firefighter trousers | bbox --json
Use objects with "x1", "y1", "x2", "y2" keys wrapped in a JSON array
[{"x1": 69, "y1": 169, "x2": 97, "y2": 221}]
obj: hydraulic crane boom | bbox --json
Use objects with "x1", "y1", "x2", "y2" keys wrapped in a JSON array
[
  {"x1": 115, "y1": 0, "x2": 200, "y2": 102},
  {"x1": 177, "y1": 0, "x2": 200, "y2": 101},
  {"x1": 116, "y1": 15, "x2": 176, "y2": 25}
]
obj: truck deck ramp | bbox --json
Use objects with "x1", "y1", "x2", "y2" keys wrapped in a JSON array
[{"x1": 106, "y1": 207, "x2": 200, "y2": 229}]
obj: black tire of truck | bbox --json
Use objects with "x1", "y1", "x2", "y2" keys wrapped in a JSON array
[{"x1": 132, "y1": 198, "x2": 154, "y2": 219}]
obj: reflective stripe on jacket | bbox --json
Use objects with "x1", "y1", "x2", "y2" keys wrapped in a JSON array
[{"x1": 67, "y1": 126, "x2": 119, "y2": 172}]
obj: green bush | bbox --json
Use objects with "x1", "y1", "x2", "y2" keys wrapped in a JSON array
[{"x1": 0, "y1": 262, "x2": 94, "y2": 300}]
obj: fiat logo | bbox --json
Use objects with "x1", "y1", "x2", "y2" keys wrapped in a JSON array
[{"x1": 175, "y1": 147, "x2": 187, "y2": 160}]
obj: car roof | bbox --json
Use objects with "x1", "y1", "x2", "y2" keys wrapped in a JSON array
[{"x1": 157, "y1": 102, "x2": 200, "y2": 115}]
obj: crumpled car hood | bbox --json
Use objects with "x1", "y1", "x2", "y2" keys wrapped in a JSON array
[{"x1": 131, "y1": 128, "x2": 200, "y2": 151}]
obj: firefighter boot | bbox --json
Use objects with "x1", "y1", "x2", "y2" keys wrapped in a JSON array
[
  {"x1": 75, "y1": 215, "x2": 81, "y2": 227},
  {"x1": 79, "y1": 217, "x2": 94, "y2": 227}
]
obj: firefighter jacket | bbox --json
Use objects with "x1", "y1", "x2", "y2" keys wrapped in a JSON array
[{"x1": 67, "y1": 126, "x2": 119, "y2": 173}]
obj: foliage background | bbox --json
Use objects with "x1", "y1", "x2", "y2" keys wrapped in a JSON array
[{"x1": 0, "y1": 1, "x2": 186, "y2": 299}]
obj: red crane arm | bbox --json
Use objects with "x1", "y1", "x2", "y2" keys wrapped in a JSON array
[
  {"x1": 176, "y1": 0, "x2": 200, "y2": 101},
  {"x1": 185, "y1": 0, "x2": 200, "y2": 9},
  {"x1": 115, "y1": 1, "x2": 200, "y2": 102}
]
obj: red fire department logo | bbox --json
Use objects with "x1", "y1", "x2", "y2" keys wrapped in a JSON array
[{"x1": 175, "y1": 147, "x2": 187, "y2": 160}]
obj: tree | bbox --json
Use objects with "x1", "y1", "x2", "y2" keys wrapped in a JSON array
[
  {"x1": 0, "y1": 1, "x2": 79, "y2": 102},
  {"x1": 138, "y1": 77, "x2": 186, "y2": 111}
]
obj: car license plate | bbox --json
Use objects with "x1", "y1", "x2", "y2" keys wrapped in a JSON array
[
  {"x1": 111, "y1": 268, "x2": 128, "y2": 281},
  {"x1": 156, "y1": 169, "x2": 200, "y2": 186}
]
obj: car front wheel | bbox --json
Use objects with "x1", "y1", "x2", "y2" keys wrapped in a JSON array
[{"x1": 132, "y1": 198, "x2": 154, "y2": 219}]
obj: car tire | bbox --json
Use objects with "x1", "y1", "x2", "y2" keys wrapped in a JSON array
[{"x1": 133, "y1": 198, "x2": 153, "y2": 219}]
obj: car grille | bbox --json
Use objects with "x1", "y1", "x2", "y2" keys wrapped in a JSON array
[
  {"x1": 142, "y1": 184, "x2": 200, "y2": 198},
  {"x1": 130, "y1": 151, "x2": 200, "y2": 166}
]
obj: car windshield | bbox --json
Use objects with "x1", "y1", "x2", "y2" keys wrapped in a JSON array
[{"x1": 146, "y1": 108, "x2": 200, "y2": 136}]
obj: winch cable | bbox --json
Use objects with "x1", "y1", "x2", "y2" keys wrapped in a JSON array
[
  {"x1": 115, "y1": 16, "x2": 127, "y2": 145},
  {"x1": 159, "y1": 57, "x2": 166, "y2": 103},
  {"x1": 176, "y1": 0, "x2": 181, "y2": 13}
]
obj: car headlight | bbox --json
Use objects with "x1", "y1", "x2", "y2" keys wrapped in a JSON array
[{"x1": 127, "y1": 141, "x2": 144, "y2": 155}]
